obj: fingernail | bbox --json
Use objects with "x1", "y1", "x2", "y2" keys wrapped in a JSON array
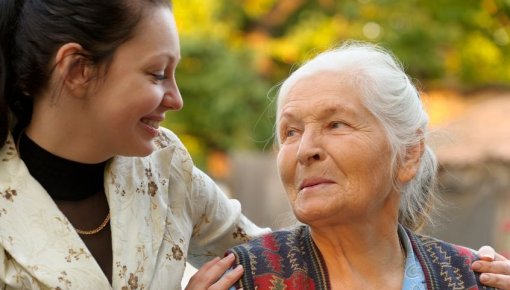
[
  {"x1": 471, "y1": 261, "x2": 481, "y2": 270},
  {"x1": 234, "y1": 265, "x2": 243, "y2": 272},
  {"x1": 479, "y1": 254, "x2": 493, "y2": 262},
  {"x1": 479, "y1": 273, "x2": 489, "y2": 283},
  {"x1": 225, "y1": 253, "x2": 235, "y2": 260}
]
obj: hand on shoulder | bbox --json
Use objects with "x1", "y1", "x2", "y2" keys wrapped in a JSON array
[
  {"x1": 472, "y1": 245, "x2": 510, "y2": 289},
  {"x1": 185, "y1": 254, "x2": 243, "y2": 290}
]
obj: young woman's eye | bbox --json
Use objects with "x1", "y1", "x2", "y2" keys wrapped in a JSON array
[{"x1": 152, "y1": 73, "x2": 167, "y2": 81}]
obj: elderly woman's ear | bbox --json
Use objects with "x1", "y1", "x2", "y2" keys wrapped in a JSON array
[{"x1": 397, "y1": 137, "x2": 425, "y2": 184}]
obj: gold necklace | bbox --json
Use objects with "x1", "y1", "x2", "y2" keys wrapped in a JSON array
[
  {"x1": 16, "y1": 129, "x2": 111, "y2": 235},
  {"x1": 75, "y1": 212, "x2": 110, "y2": 235}
]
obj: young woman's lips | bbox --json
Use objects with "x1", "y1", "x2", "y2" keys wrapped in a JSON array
[
  {"x1": 141, "y1": 118, "x2": 160, "y2": 129},
  {"x1": 140, "y1": 117, "x2": 162, "y2": 137}
]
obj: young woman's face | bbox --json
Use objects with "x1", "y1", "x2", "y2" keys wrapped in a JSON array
[{"x1": 86, "y1": 6, "x2": 182, "y2": 157}]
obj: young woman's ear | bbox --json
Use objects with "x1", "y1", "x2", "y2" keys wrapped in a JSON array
[
  {"x1": 54, "y1": 42, "x2": 93, "y2": 97},
  {"x1": 397, "y1": 137, "x2": 425, "y2": 184}
]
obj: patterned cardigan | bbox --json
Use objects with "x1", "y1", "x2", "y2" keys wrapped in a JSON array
[{"x1": 227, "y1": 225, "x2": 495, "y2": 290}]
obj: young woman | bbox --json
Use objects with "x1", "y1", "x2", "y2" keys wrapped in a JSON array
[{"x1": 0, "y1": 0, "x2": 267, "y2": 288}]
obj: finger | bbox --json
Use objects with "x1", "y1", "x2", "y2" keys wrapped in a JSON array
[
  {"x1": 201, "y1": 256, "x2": 222, "y2": 271},
  {"x1": 185, "y1": 257, "x2": 221, "y2": 289},
  {"x1": 494, "y1": 252, "x2": 509, "y2": 262},
  {"x1": 478, "y1": 245, "x2": 496, "y2": 262},
  {"x1": 209, "y1": 265, "x2": 244, "y2": 290},
  {"x1": 186, "y1": 254, "x2": 237, "y2": 288},
  {"x1": 472, "y1": 260, "x2": 510, "y2": 275},
  {"x1": 479, "y1": 273, "x2": 510, "y2": 290}
]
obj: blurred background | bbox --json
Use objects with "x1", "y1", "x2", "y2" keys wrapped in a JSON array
[{"x1": 166, "y1": 1, "x2": 510, "y2": 282}]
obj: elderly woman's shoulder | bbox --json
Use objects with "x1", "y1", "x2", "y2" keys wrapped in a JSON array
[
  {"x1": 229, "y1": 225, "x2": 311, "y2": 257},
  {"x1": 405, "y1": 229, "x2": 497, "y2": 289},
  {"x1": 407, "y1": 229, "x2": 481, "y2": 263}
]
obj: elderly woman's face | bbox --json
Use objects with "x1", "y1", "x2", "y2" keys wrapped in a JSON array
[{"x1": 276, "y1": 71, "x2": 401, "y2": 227}]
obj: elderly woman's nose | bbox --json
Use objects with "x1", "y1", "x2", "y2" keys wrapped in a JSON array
[{"x1": 297, "y1": 130, "x2": 324, "y2": 165}]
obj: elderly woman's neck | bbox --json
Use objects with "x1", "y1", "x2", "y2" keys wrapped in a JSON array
[{"x1": 310, "y1": 222, "x2": 405, "y2": 290}]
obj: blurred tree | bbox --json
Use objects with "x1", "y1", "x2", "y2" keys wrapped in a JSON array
[
  {"x1": 167, "y1": 0, "x2": 510, "y2": 167},
  {"x1": 163, "y1": 37, "x2": 275, "y2": 165}
]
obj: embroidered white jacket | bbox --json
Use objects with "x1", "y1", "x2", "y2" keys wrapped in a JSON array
[{"x1": 0, "y1": 128, "x2": 268, "y2": 289}]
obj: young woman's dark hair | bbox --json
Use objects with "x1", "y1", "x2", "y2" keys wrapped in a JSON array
[
  {"x1": 0, "y1": 0, "x2": 170, "y2": 145},
  {"x1": 0, "y1": 0, "x2": 20, "y2": 146}
]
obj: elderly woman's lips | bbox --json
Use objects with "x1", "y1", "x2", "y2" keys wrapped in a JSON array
[{"x1": 299, "y1": 178, "x2": 334, "y2": 190}]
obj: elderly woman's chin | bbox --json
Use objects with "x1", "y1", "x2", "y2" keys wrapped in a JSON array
[
  {"x1": 289, "y1": 198, "x2": 349, "y2": 227},
  {"x1": 287, "y1": 192, "x2": 335, "y2": 224}
]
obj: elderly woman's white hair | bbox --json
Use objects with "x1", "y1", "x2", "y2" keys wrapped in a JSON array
[{"x1": 275, "y1": 41, "x2": 438, "y2": 230}]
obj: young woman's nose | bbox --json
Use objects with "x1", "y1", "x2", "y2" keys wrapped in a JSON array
[{"x1": 162, "y1": 78, "x2": 183, "y2": 111}]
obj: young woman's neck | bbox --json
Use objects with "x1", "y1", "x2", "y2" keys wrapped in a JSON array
[{"x1": 27, "y1": 93, "x2": 113, "y2": 164}]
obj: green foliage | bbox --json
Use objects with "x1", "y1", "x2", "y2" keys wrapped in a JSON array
[
  {"x1": 168, "y1": 0, "x2": 510, "y2": 160},
  {"x1": 163, "y1": 38, "x2": 274, "y2": 154}
]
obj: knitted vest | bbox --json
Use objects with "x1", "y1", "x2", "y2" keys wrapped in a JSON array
[{"x1": 228, "y1": 225, "x2": 495, "y2": 290}]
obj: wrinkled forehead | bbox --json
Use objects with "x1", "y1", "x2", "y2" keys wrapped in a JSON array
[{"x1": 276, "y1": 69, "x2": 362, "y2": 119}]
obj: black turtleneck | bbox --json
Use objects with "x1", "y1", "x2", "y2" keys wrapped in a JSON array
[
  {"x1": 15, "y1": 129, "x2": 113, "y2": 283},
  {"x1": 17, "y1": 131, "x2": 107, "y2": 201}
]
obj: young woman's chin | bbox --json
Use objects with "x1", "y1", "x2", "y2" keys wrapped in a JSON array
[
  {"x1": 136, "y1": 140, "x2": 157, "y2": 157},
  {"x1": 121, "y1": 136, "x2": 156, "y2": 157}
]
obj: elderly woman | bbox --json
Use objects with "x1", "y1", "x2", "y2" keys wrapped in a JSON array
[{"x1": 226, "y1": 42, "x2": 500, "y2": 289}]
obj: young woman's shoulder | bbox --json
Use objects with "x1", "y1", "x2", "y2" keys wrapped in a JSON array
[
  {"x1": 153, "y1": 127, "x2": 185, "y2": 151},
  {"x1": 110, "y1": 127, "x2": 194, "y2": 178}
]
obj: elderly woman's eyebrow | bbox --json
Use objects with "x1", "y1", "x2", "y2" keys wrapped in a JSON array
[{"x1": 314, "y1": 102, "x2": 358, "y2": 120}]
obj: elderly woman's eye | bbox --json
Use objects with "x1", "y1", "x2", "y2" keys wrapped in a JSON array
[
  {"x1": 330, "y1": 121, "x2": 344, "y2": 129},
  {"x1": 286, "y1": 129, "x2": 296, "y2": 137}
]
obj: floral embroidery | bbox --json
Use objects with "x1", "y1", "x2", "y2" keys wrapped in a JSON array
[
  {"x1": 193, "y1": 174, "x2": 206, "y2": 191},
  {"x1": 153, "y1": 131, "x2": 171, "y2": 149},
  {"x1": 57, "y1": 271, "x2": 72, "y2": 289},
  {"x1": 1, "y1": 187, "x2": 17, "y2": 202},
  {"x1": 6, "y1": 256, "x2": 36, "y2": 289},
  {"x1": 1, "y1": 138, "x2": 16, "y2": 162},
  {"x1": 233, "y1": 225, "x2": 250, "y2": 242},
  {"x1": 118, "y1": 245, "x2": 148, "y2": 289},
  {"x1": 135, "y1": 181, "x2": 145, "y2": 195},
  {"x1": 128, "y1": 273, "x2": 139, "y2": 289},
  {"x1": 145, "y1": 168, "x2": 153, "y2": 178},
  {"x1": 147, "y1": 181, "x2": 158, "y2": 197},
  {"x1": 158, "y1": 172, "x2": 167, "y2": 187},
  {"x1": 116, "y1": 262, "x2": 128, "y2": 279},
  {"x1": 54, "y1": 216, "x2": 73, "y2": 233},
  {"x1": 65, "y1": 248, "x2": 91, "y2": 262},
  {"x1": 110, "y1": 172, "x2": 127, "y2": 196},
  {"x1": 172, "y1": 245, "x2": 183, "y2": 260},
  {"x1": 192, "y1": 213, "x2": 211, "y2": 237},
  {"x1": 1, "y1": 188, "x2": 17, "y2": 216}
]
